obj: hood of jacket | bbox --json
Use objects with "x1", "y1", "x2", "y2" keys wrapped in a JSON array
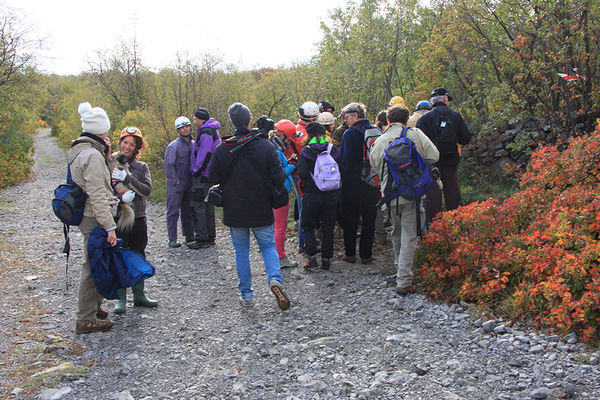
[
  {"x1": 200, "y1": 118, "x2": 221, "y2": 130},
  {"x1": 69, "y1": 135, "x2": 106, "y2": 163}
]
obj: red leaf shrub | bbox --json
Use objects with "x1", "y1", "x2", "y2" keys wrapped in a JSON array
[{"x1": 419, "y1": 126, "x2": 600, "y2": 342}]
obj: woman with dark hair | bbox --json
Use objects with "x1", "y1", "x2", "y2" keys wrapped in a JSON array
[
  {"x1": 297, "y1": 122, "x2": 342, "y2": 271},
  {"x1": 110, "y1": 126, "x2": 158, "y2": 313}
]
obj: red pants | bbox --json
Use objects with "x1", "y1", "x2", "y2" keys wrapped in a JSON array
[{"x1": 273, "y1": 202, "x2": 290, "y2": 259}]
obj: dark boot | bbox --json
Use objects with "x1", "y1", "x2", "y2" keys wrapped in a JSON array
[
  {"x1": 114, "y1": 288, "x2": 127, "y2": 314},
  {"x1": 132, "y1": 281, "x2": 158, "y2": 307}
]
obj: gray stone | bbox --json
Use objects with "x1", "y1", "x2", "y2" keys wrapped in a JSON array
[
  {"x1": 440, "y1": 377, "x2": 453, "y2": 387},
  {"x1": 482, "y1": 320, "x2": 496, "y2": 333},
  {"x1": 37, "y1": 387, "x2": 72, "y2": 400},
  {"x1": 530, "y1": 387, "x2": 552, "y2": 399},
  {"x1": 529, "y1": 345, "x2": 544, "y2": 354},
  {"x1": 493, "y1": 324, "x2": 507, "y2": 334}
]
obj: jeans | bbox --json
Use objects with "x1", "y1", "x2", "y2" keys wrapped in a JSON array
[
  {"x1": 230, "y1": 225, "x2": 283, "y2": 299},
  {"x1": 292, "y1": 174, "x2": 305, "y2": 249}
]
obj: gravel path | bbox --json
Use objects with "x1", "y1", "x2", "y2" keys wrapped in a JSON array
[{"x1": 0, "y1": 131, "x2": 599, "y2": 400}]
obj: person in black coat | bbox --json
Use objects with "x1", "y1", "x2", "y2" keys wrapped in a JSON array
[
  {"x1": 297, "y1": 122, "x2": 342, "y2": 271},
  {"x1": 417, "y1": 87, "x2": 472, "y2": 221},
  {"x1": 208, "y1": 103, "x2": 290, "y2": 310}
]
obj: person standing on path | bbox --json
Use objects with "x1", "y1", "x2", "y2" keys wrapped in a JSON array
[
  {"x1": 188, "y1": 108, "x2": 221, "y2": 249},
  {"x1": 370, "y1": 105, "x2": 439, "y2": 295},
  {"x1": 297, "y1": 122, "x2": 341, "y2": 271},
  {"x1": 69, "y1": 102, "x2": 119, "y2": 334},
  {"x1": 339, "y1": 102, "x2": 380, "y2": 264},
  {"x1": 110, "y1": 126, "x2": 158, "y2": 313},
  {"x1": 208, "y1": 103, "x2": 290, "y2": 310},
  {"x1": 269, "y1": 133, "x2": 298, "y2": 269},
  {"x1": 417, "y1": 87, "x2": 472, "y2": 221},
  {"x1": 164, "y1": 116, "x2": 194, "y2": 248}
]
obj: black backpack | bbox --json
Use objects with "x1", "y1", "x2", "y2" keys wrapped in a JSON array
[{"x1": 428, "y1": 108, "x2": 458, "y2": 159}]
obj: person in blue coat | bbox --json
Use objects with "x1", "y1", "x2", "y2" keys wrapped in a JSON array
[{"x1": 164, "y1": 116, "x2": 194, "y2": 248}]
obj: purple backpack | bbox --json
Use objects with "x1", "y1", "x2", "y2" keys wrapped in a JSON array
[{"x1": 310, "y1": 143, "x2": 341, "y2": 191}]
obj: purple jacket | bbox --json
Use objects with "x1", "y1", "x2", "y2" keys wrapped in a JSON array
[
  {"x1": 190, "y1": 118, "x2": 221, "y2": 181},
  {"x1": 164, "y1": 136, "x2": 193, "y2": 188}
]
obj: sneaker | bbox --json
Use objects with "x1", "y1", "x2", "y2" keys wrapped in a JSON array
[
  {"x1": 342, "y1": 254, "x2": 357, "y2": 263},
  {"x1": 168, "y1": 241, "x2": 181, "y2": 248},
  {"x1": 360, "y1": 257, "x2": 374, "y2": 264},
  {"x1": 269, "y1": 280, "x2": 290, "y2": 310},
  {"x1": 304, "y1": 255, "x2": 319, "y2": 271},
  {"x1": 321, "y1": 258, "x2": 331, "y2": 270},
  {"x1": 279, "y1": 256, "x2": 298, "y2": 269},
  {"x1": 96, "y1": 302, "x2": 108, "y2": 320},
  {"x1": 239, "y1": 297, "x2": 254, "y2": 307},
  {"x1": 75, "y1": 319, "x2": 113, "y2": 334}
]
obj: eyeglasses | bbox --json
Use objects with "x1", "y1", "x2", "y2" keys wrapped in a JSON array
[{"x1": 340, "y1": 111, "x2": 356, "y2": 119}]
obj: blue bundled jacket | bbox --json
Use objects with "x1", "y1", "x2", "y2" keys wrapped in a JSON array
[{"x1": 87, "y1": 227, "x2": 155, "y2": 299}]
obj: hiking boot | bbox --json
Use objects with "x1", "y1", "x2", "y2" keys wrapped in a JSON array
[
  {"x1": 168, "y1": 241, "x2": 181, "y2": 248},
  {"x1": 321, "y1": 258, "x2": 331, "y2": 270},
  {"x1": 269, "y1": 280, "x2": 290, "y2": 311},
  {"x1": 395, "y1": 286, "x2": 415, "y2": 296},
  {"x1": 279, "y1": 256, "x2": 297, "y2": 269},
  {"x1": 96, "y1": 301, "x2": 108, "y2": 320},
  {"x1": 342, "y1": 255, "x2": 356, "y2": 263},
  {"x1": 114, "y1": 288, "x2": 126, "y2": 314},
  {"x1": 186, "y1": 240, "x2": 210, "y2": 249},
  {"x1": 75, "y1": 319, "x2": 113, "y2": 334},
  {"x1": 304, "y1": 255, "x2": 319, "y2": 271},
  {"x1": 132, "y1": 281, "x2": 158, "y2": 307},
  {"x1": 185, "y1": 236, "x2": 195, "y2": 244},
  {"x1": 360, "y1": 257, "x2": 374, "y2": 264},
  {"x1": 239, "y1": 297, "x2": 254, "y2": 307}
]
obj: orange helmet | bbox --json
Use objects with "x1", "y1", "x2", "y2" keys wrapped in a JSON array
[
  {"x1": 274, "y1": 119, "x2": 297, "y2": 141},
  {"x1": 120, "y1": 126, "x2": 143, "y2": 140}
]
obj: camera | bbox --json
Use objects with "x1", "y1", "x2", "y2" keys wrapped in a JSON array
[{"x1": 254, "y1": 115, "x2": 275, "y2": 138}]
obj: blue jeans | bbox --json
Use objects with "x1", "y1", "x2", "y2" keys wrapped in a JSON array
[
  {"x1": 292, "y1": 175, "x2": 305, "y2": 249},
  {"x1": 230, "y1": 225, "x2": 283, "y2": 299}
]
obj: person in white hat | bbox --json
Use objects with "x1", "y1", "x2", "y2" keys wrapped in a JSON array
[{"x1": 68, "y1": 102, "x2": 119, "y2": 334}]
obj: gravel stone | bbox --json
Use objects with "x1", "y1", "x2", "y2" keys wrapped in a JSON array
[{"x1": 1, "y1": 131, "x2": 599, "y2": 399}]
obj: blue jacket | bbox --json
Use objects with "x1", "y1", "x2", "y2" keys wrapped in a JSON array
[
  {"x1": 276, "y1": 149, "x2": 295, "y2": 192},
  {"x1": 87, "y1": 227, "x2": 155, "y2": 299}
]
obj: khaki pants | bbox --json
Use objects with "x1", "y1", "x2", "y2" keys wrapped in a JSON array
[
  {"x1": 390, "y1": 202, "x2": 423, "y2": 288},
  {"x1": 76, "y1": 216, "x2": 104, "y2": 323}
]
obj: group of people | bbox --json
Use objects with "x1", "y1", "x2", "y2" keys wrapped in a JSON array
[{"x1": 68, "y1": 86, "x2": 471, "y2": 333}]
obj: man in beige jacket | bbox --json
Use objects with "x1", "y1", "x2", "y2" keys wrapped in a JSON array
[
  {"x1": 68, "y1": 102, "x2": 122, "y2": 333},
  {"x1": 370, "y1": 104, "x2": 439, "y2": 295}
]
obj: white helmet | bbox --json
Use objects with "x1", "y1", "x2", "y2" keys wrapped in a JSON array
[
  {"x1": 298, "y1": 102, "x2": 319, "y2": 120},
  {"x1": 318, "y1": 112, "x2": 335, "y2": 125},
  {"x1": 174, "y1": 116, "x2": 191, "y2": 130}
]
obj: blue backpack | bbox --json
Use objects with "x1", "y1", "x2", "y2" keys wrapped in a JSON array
[
  {"x1": 379, "y1": 127, "x2": 434, "y2": 236},
  {"x1": 52, "y1": 163, "x2": 87, "y2": 226},
  {"x1": 52, "y1": 163, "x2": 87, "y2": 289}
]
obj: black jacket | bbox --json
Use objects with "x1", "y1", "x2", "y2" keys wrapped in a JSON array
[
  {"x1": 298, "y1": 142, "x2": 342, "y2": 194},
  {"x1": 416, "y1": 102, "x2": 471, "y2": 166},
  {"x1": 208, "y1": 129, "x2": 285, "y2": 228}
]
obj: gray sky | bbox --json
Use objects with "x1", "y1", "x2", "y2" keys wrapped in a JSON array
[{"x1": 4, "y1": 0, "x2": 348, "y2": 75}]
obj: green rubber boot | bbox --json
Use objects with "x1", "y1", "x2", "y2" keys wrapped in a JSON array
[
  {"x1": 132, "y1": 281, "x2": 158, "y2": 307},
  {"x1": 114, "y1": 288, "x2": 127, "y2": 314}
]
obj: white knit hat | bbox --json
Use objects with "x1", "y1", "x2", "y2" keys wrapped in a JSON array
[{"x1": 78, "y1": 102, "x2": 110, "y2": 135}]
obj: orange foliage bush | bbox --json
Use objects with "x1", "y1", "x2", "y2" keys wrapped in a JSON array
[{"x1": 420, "y1": 125, "x2": 600, "y2": 342}]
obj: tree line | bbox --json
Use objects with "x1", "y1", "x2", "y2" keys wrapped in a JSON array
[{"x1": 1, "y1": 0, "x2": 598, "y2": 192}]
